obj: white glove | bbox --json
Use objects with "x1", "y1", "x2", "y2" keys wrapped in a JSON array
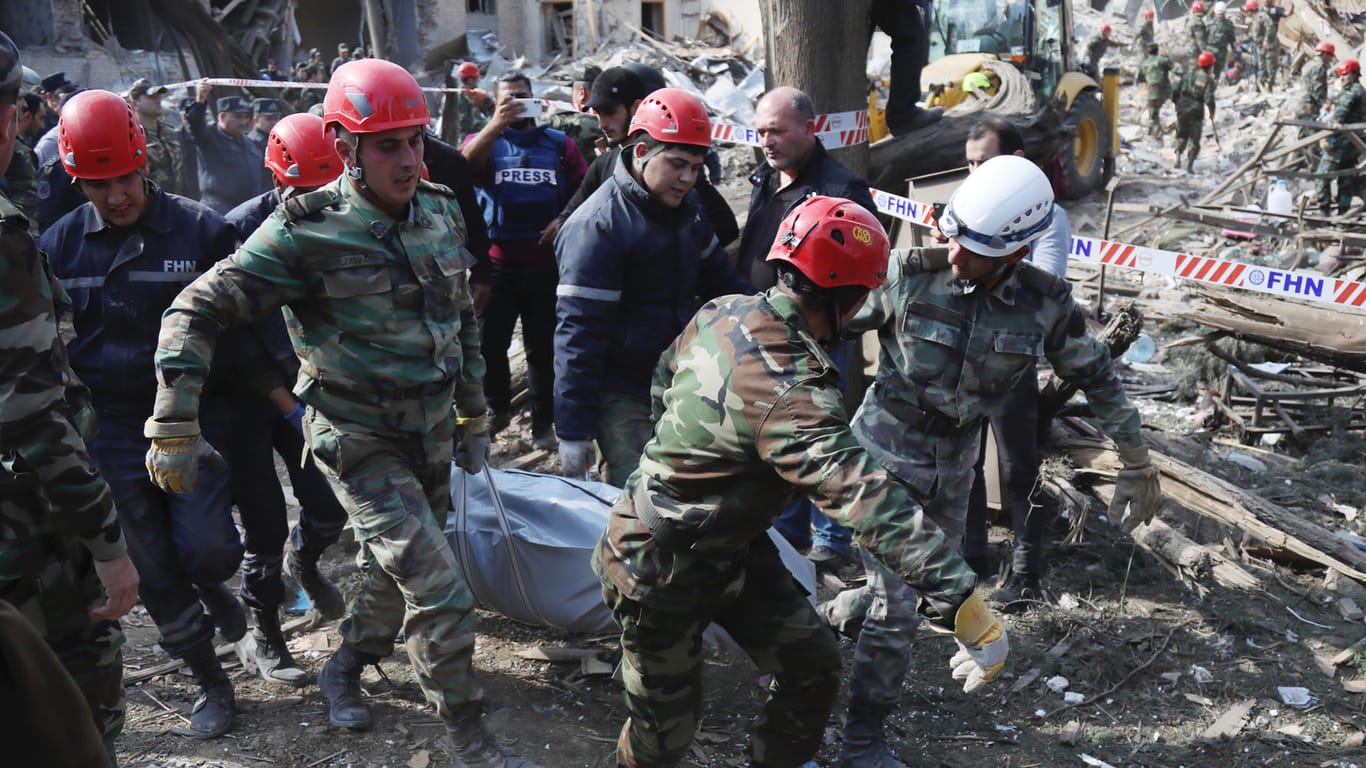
[
  {"x1": 454, "y1": 431, "x2": 490, "y2": 475},
  {"x1": 558, "y1": 439, "x2": 594, "y2": 479}
]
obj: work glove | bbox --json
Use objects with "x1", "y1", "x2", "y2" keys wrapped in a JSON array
[
  {"x1": 454, "y1": 413, "x2": 490, "y2": 475},
  {"x1": 1109, "y1": 445, "x2": 1162, "y2": 532},
  {"x1": 143, "y1": 420, "x2": 227, "y2": 494},
  {"x1": 935, "y1": 591, "x2": 1008, "y2": 694},
  {"x1": 558, "y1": 439, "x2": 594, "y2": 479},
  {"x1": 284, "y1": 402, "x2": 305, "y2": 437}
]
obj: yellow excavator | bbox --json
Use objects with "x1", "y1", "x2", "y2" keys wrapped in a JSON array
[{"x1": 869, "y1": 0, "x2": 1118, "y2": 198}]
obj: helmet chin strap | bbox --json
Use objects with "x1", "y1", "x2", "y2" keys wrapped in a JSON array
[{"x1": 345, "y1": 137, "x2": 367, "y2": 188}]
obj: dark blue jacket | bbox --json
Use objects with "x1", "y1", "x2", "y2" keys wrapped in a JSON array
[
  {"x1": 226, "y1": 190, "x2": 298, "y2": 380},
  {"x1": 38, "y1": 185, "x2": 247, "y2": 417},
  {"x1": 183, "y1": 100, "x2": 269, "y2": 214},
  {"x1": 553, "y1": 152, "x2": 754, "y2": 441}
]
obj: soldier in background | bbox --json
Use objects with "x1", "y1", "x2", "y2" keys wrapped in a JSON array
[
  {"x1": 1188, "y1": 2, "x2": 1209, "y2": 59},
  {"x1": 125, "y1": 78, "x2": 189, "y2": 198},
  {"x1": 2, "y1": 91, "x2": 41, "y2": 222},
  {"x1": 1313, "y1": 59, "x2": 1365, "y2": 217},
  {"x1": 1174, "y1": 51, "x2": 1217, "y2": 173},
  {"x1": 1084, "y1": 25, "x2": 1123, "y2": 78},
  {"x1": 1204, "y1": 3, "x2": 1237, "y2": 80},
  {"x1": 1138, "y1": 7, "x2": 1155, "y2": 48},
  {"x1": 183, "y1": 82, "x2": 269, "y2": 213},
  {"x1": 330, "y1": 42, "x2": 351, "y2": 74},
  {"x1": 1138, "y1": 42, "x2": 1174, "y2": 143},
  {"x1": 0, "y1": 35, "x2": 140, "y2": 765},
  {"x1": 545, "y1": 64, "x2": 605, "y2": 162},
  {"x1": 1246, "y1": 0, "x2": 1290, "y2": 89},
  {"x1": 1297, "y1": 41, "x2": 1335, "y2": 120},
  {"x1": 455, "y1": 61, "x2": 494, "y2": 138}
]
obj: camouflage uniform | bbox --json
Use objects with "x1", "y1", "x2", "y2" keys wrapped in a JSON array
[
  {"x1": 1250, "y1": 11, "x2": 1280, "y2": 88},
  {"x1": 545, "y1": 109, "x2": 604, "y2": 167},
  {"x1": 3, "y1": 139, "x2": 38, "y2": 224},
  {"x1": 456, "y1": 91, "x2": 493, "y2": 139},
  {"x1": 142, "y1": 118, "x2": 188, "y2": 198},
  {"x1": 1138, "y1": 53, "x2": 1174, "y2": 137},
  {"x1": 1204, "y1": 16, "x2": 1236, "y2": 75},
  {"x1": 1314, "y1": 81, "x2": 1366, "y2": 215},
  {"x1": 1174, "y1": 66, "x2": 1216, "y2": 162},
  {"x1": 0, "y1": 192, "x2": 127, "y2": 764},
  {"x1": 1188, "y1": 14, "x2": 1209, "y2": 58},
  {"x1": 1084, "y1": 34, "x2": 1119, "y2": 77},
  {"x1": 1298, "y1": 59, "x2": 1330, "y2": 119},
  {"x1": 1138, "y1": 18, "x2": 1154, "y2": 48},
  {"x1": 594, "y1": 286, "x2": 977, "y2": 768},
  {"x1": 833, "y1": 248, "x2": 1144, "y2": 717},
  {"x1": 150, "y1": 176, "x2": 490, "y2": 720}
]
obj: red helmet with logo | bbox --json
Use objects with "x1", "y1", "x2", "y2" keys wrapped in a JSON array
[
  {"x1": 1339, "y1": 59, "x2": 1361, "y2": 76},
  {"x1": 1316, "y1": 41, "x2": 1336, "y2": 56},
  {"x1": 323, "y1": 58, "x2": 429, "y2": 135},
  {"x1": 265, "y1": 113, "x2": 342, "y2": 188},
  {"x1": 1191, "y1": 1, "x2": 1205, "y2": 12},
  {"x1": 627, "y1": 87, "x2": 712, "y2": 149},
  {"x1": 1143, "y1": 8, "x2": 1155, "y2": 18},
  {"x1": 1101, "y1": 24, "x2": 1112, "y2": 34},
  {"x1": 58, "y1": 89, "x2": 147, "y2": 180},
  {"x1": 1197, "y1": 50, "x2": 1217, "y2": 68},
  {"x1": 767, "y1": 196, "x2": 889, "y2": 291},
  {"x1": 456, "y1": 61, "x2": 479, "y2": 80}
]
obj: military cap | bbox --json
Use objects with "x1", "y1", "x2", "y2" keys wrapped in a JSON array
[
  {"x1": 252, "y1": 97, "x2": 283, "y2": 115},
  {"x1": 309, "y1": 47, "x2": 321, "y2": 56},
  {"x1": 572, "y1": 64, "x2": 602, "y2": 87},
  {"x1": 338, "y1": 42, "x2": 350, "y2": 52},
  {"x1": 217, "y1": 95, "x2": 252, "y2": 113},
  {"x1": 0, "y1": 31, "x2": 20, "y2": 98},
  {"x1": 22, "y1": 65, "x2": 41, "y2": 93},
  {"x1": 41, "y1": 71, "x2": 75, "y2": 93},
  {"x1": 127, "y1": 77, "x2": 168, "y2": 100},
  {"x1": 585, "y1": 66, "x2": 648, "y2": 112}
]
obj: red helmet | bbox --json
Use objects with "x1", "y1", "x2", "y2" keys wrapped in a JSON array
[
  {"x1": 1143, "y1": 8, "x2": 1155, "y2": 18},
  {"x1": 627, "y1": 87, "x2": 712, "y2": 149},
  {"x1": 1101, "y1": 24, "x2": 1112, "y2": 34},
  {"x1": 323, "y1": 58, "x2": 429, "y2": 135},
  {"x1": 1191, "y1": 1, "x2": 1205, "y2": 11},
  {"x1": 1197, "y1": 50, "x2": 1217, "y2": 67},
  {"x1": 1338, "y1": 59, "x2": 1361, "y2": 76},
  {"x1": 456, "y1": 61, "x2": 479, "y2": 80},
  {"x1": 766, "y1": 196, "x2": 889, "y2": 291},
  {"x1": 1316, "y1": 41, "x2": 1336, "y2": 56},
  {"x1": 1244, "y1": 0, "x2": 1258, "y2": 9},
  {"x1": 265, "y1": 113, "x2": 342, "y2": 188},
  {"x1": 57, "y1": 89, "x2": 147, "y2": 180}
]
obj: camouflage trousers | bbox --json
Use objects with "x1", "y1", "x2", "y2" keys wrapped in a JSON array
[
  {"x1": 837, "y1": 420, "x2": 980, "y2": 712},
  {"x1": 597, "y1": 393, "x2": 654, "y2": 488},
  {"x1": 1259, "y1": 46, "x2": 1280, "y2": 88},
  {"x1": 305, "y1": 407, "x2": 481, "y2": 719},
  {"x1": 1314, "y1": 147, "x2": 1361, "y2": 216},
  {"x1": 1146, "y1": 99, "x2": 1167, "y2": 137},
  {"x1": 597, "y1": 535, "x2": 842, "y2": 768},
  {"x1": 0, "y1": 536, "x2": 125, "y2": 765},
  {"x1": 1174, "y1": 104, "x2": 1205, "y2": 159}
]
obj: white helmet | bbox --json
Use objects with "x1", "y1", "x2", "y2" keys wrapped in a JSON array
[
  {"x1": 942, "y1": 155, "x2": 1054, "y2": 258},
  {"x1": 1213, "y1": 1, "x2": 1227, "y2": 13}
]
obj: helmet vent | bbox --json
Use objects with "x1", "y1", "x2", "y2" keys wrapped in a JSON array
[{"x1": 830, "y1": 229, "x2": 845, "y2": 245}]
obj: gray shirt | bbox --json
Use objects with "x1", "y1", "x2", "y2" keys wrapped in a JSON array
[{"x1": 1028, "y1": 203, "x2": 1071, "y2": 278}]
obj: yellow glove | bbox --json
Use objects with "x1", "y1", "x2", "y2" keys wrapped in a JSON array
[
  {"x1": 945, "y1": 592, "x2": 1008, "y2": 694},
  {"x1": 144, "y1": 420, "x2": 227, "y2": 494},
  {"x1": 1109, "y1": 445, "x2": 1162, "y2": 532}
]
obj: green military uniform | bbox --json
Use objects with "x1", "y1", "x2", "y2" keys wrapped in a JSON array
[
  {"x1": 1314, "y1": 80, "x2": 1366, "y2": 215},
  {"x1": 1204, "y1": 16, "x2": 1236, "y2": 76},
  {"x1": 2, "y1": 140, "x2": 37, "y2": 226},
  {"x1": 833, "y1": 247, "x2": 1144, "y2": 722},
  {"x1": 545, "y1": 110, "x2": 604, "y2": 166},
  {"x1": 149, "y1": 176, "x2": 490, "y2": 721},
  {"x1": 1298, "y1": 58, "x2": 1330, "y2": 119},
  {"x1": 142, "y1": 117, "x2": 188, "y2": 198},
  {"x1": 1249, "y1": 10, "x2": 1281, "y2": 88},
  {"x1": 1139, "y1": 53, "x2": 1175, "y2": 137},
  {"x1": 1188, "y1": 14, "x2": 1209, "y2": 57},
  {"x1": 1139, "y1": 18, "x2": 1155, "y2": 48},
  {"x1": 1084, "y1": 34, "x2": 1119, "y2": 77},
  {"x1": 593, "y1": 286, "x2": 977, "y2": 768},
  {"x1": 456, "y1": 91, "x2": 493, "y2": 139},
  {"x1": 0, "y1": 192, "x2": 127, "y2": 764},
  {"x1": 1174, "y1": 65, "x2": 1217, "y2": 166}
]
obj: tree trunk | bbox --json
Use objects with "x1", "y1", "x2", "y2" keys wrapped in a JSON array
[{"x1": 758, "y1": 0, "x2": 872, "y2": 179}]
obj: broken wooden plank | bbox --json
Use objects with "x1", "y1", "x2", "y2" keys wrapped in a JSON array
[
  {"x1": 513, "y1": 646, "x2": 601, "y2": 663},
  {"x1": 1199, "y1": 699, "x2": 1256, "y2": 741}
]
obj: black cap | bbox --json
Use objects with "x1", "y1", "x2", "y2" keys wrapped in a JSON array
[
  {"x1": 41, "y1": 71, "x2": 75, "y2": 93},
  {"x1": 572, "y1": 64, "x2": 602, "y2": 86},
  {"x1": 585, "y1": 67, "x2": 648, "y2": 113},
  {"x1": 622, "y1": 62, "x2": 667, "y2": 93},
  {"x1": 127, "y1": 77, "x2": 168, "y2": 100},
  {"x1": 0, "y1": 31, "x2": 20, "y2": 99},
  {"x1": 217, "y1": 95, "x2": 251, "y2": 113},
  {"x1": 252, "y1": 97, "x2": 283, "y2": 115}
]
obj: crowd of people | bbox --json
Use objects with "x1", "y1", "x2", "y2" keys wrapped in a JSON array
[{"x1": 1, "y1": 10, "x2": 1165, "y2": 767}]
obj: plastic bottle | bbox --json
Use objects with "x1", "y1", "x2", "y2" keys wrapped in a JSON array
[
  {"x1": 1122, "y1": 333, "x2": 1156, "y2": 364},
  {"x1": 1267, "y1": 179, "x2": 1293, "y2": 221}
]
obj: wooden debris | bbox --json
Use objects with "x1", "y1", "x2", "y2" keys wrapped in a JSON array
[
  {"x1": 1342, "y1": 679, "x2": 1366, "y2": 694},
  {"x1": 1199, "y1": 699, "x2": 1255, "y2": 741},
  {"x1": 513, "y1": 646, "x2": 601, "y2": 663},
  {"x1": 1179, "y1": 291, "x2": 1366, "y2": 375},
  {"x1": 408, "y1": 750, "x2": 431, "y2": 768},
  {"x1": 1058, "y1": 720, "x2": 1084, "y2": 746},
  {"x1": 1331, "y1": 636, "x2": 1366, "y2": 666},
  {"x1": 1131, "y1": 518, "x2": 1262, "y2": 591},
  {"x1": 580, "y1": 656, "x2": 614, "y2": 676}
]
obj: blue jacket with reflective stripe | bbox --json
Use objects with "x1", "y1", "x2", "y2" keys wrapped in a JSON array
[
  {"x1": 38, "y1": 186, "x2": 245, "y2": 415},
  {"x1": 553, "y1": 152, "x2": 753, "y2": 441}
]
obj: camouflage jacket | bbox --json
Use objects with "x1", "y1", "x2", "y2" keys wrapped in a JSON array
[
  {"x1": 1139, "y1": 54, "x2": 1174, "y2": 101},
  {"x1": 594, "y1": 287, "x2": 976, "y2": 620},
  {"x1": 1138, "y1": 19, "x2": 1154, "y2": 47},
  {"x1": 1332, "y1": 82, "x2": 1366, "y2": 125},
  {"x1": 846, "y1": 250, "x2": 1143, "y2": 479},
  {"x1": 2, "y1": 141, "x2": 38, "y2": 225},
  {"x1": 1250, "y1": 11, "x2": 1275, "y2": 48},
  {"x1": 1085, "y1": 35, "x2": 1117, "y2": 66},
  {"x1": 151, "y1": 177, "x2": 485, "y2": 435},
  {"x1": 1177, "y1": 67, "x2": 1217, "y2": 110},
  {"x1": 143, "y1": 117, "x2": 188, "y2": 198},
  {"x1": 1204, "y1": 17, "x2": 1236, "y2": 54},
  {"x1": 544, "y1": 110, "x2": 604, "y2": 168},
  {"x1": 457, "y1": 92, "x2": 493, "y2": 139},
  {"x1": 0, "y1": 192, "x2": 124, "y2": 566},
  {"x1": 1301, "y1": 60, "x2": 1329, "y2": 114},
  {"x1": 1188, "y1": 15, "x2": 1209, "y2": 49}
]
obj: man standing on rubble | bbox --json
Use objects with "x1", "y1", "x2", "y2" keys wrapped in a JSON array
[
  {"x1": 1138, "y1": 42, "x2": 1174, "y2": 142},
  {"x1": 593, "y1": 194, "x2": 1009, "y2": 768},
  {"x1": 737, "y1": 84, "x2": 876, "y2": 577},
  {"x1": 1187, "y1": 2, "x2": 1209, "y2": 58},
  {"x1": 1139, "y1": 8, "x2": 1156, "y2": 48},
  {"x1": 1084, "y1": 25, "x2": 1122, "y2": 79},
  {"x1": 1313, "y1": 59, "x2": 1365, "y2": 217},
  {"x1": 554, "y1": 88, "x2": 752, "y2": 486},
  {"x1": 1246, "y1": 1, "x2": 1290, "y2": 89},
  {"x1": 1298, "y1": 42, "x2": 1336, "y2": 121},
  {"x1": 1205, "y1": 3, "x2": 1237, "y2": 79},
  {"x1": 1174, "y1": 51, "x2": 1217, "y2": 173}
]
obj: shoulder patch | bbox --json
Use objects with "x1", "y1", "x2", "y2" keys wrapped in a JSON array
[
  {"x1": 282, "y1": 187, "x2": 339, "y2": 222},
  {"x1": 1016, "y1": 261, "x2": 1071, "y2": 300},
  {"x1": 416, "y1": 179, "x2": 456, "y2": 198}
]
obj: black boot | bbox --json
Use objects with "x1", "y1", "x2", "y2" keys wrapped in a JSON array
[
  {"x1": 198, "y1": 583, "x2": 246, "y2": 642},
  {"x1": 445, "y1": 704, "x2": 541, "y2": 768},
  {"x1": 237, "y1": 608, "x2": 309, "y2": 687},
  {"x1": 182, "y1": 643, "x2": 236, "y2": 739},
  {"x1": 839, "y1": 707, "x2": 908, "y2": 768},
  {"x1": 991, "y1": 573, "x2": 1048, "y2": 614},
  {"x1": 285, "y1": 548, "x2": 346, "y2": 621},
  {"x1": 1186, "y1": 154, "x2": 1195, "y2": 174},
  {"x1": 318, "y1": 644, "x2": 377, "y2": 730}
]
